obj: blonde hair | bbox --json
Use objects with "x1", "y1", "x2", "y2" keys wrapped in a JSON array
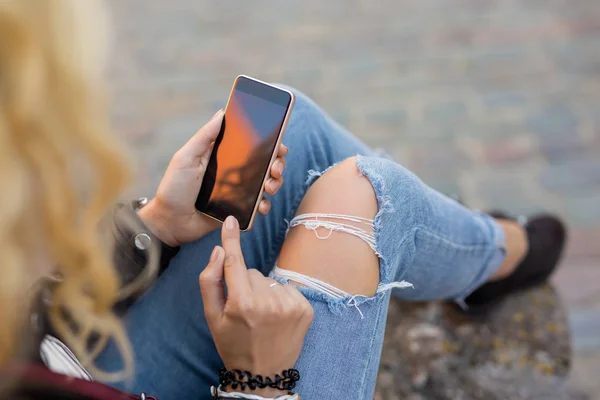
[{"x1": 0, "y1": 0, "x2": 138, "y2": 380}]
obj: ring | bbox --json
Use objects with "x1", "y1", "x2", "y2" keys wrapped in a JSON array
[{"x1": 269, "y1": 282, "x2": 281, "y2": 288}]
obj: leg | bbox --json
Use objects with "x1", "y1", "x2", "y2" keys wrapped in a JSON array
[
  {"x1": 95, "y1": 89, "x2": 379, "y2": 399},
  {"x1": 272, "y1": 155, "x2": 508, "y2": 399}
]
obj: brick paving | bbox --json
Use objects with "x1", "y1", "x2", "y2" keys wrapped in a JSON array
[{"x1": 107, "y1": 0, "x2": 600, "y2": 397}]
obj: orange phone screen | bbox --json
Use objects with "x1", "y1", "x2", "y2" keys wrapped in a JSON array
[{"x1": 196, "y1": 77, "x2": 292, "y2": 230}]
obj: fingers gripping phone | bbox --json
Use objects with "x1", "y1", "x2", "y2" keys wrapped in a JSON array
[{"x1": 195, "y1": 76, "x2": 295, "y2": 231}]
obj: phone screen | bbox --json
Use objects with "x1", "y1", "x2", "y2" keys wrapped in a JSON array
[{"x1": 196, "y1": 77, "x2": 292, "y2": 230}]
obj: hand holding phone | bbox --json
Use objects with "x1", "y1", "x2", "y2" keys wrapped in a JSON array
[
  {"x1": 195, "y1": 76, "x2": 295, "y2": 231},
  {"x1": 138, "y1": 77, "x2": 292, "y2": 245}
]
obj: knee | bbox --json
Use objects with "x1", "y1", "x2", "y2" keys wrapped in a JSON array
[
  {"x1": 277, "y1": 156, "x2": 380, "y2": 296},
  {"x1": 296, "y1": 157, "x2": 378, "y2": 218},
  {"x1": 354, "y1": 155, "x2": 433, "y2": 229}
]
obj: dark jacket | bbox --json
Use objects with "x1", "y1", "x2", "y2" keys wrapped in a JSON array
[{"x1": 6, "y1": 203, "x2": 179, "y2": 400}]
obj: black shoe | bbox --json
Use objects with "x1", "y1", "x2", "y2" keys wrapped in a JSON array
[{"x1": 454, "y1": 213, "x2": 567, "y2": 316}]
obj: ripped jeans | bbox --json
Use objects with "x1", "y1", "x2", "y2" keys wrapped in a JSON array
[{"x1": 95, "y1": 88, "x2": 506, "y2": 400}]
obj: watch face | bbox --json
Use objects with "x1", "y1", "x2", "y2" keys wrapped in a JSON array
[
  {"x1": 134, "y1": 233, "x2": 152, "y2": 250},
  {"x1": 134, "y1": 197, "x2": 149, "y2": 211}
]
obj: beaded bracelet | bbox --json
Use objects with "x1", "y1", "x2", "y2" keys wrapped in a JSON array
[{"x1": 219, "y1": 368, "x2": 300, "y2": 392}]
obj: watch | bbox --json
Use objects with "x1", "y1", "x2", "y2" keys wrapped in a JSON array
[
  {"x1": 131, "y1": 197, "x2": 180, "y2": 273},
  {"x1": 132, "y1": 197, "x2": 152, "y2": 251}
]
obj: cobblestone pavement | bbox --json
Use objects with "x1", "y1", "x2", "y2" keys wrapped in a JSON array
[{"x1": 107, "y1": 0, "x2": 600, "y2": 397}]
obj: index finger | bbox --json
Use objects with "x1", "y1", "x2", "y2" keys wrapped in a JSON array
[{"x1": 221, "y1": 216, "x2": 251, "y2": 299}]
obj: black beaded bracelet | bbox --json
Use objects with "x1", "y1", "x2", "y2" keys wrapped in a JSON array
[{"x1": 219, "y1": 368, "x2": 300, "y2": 391}]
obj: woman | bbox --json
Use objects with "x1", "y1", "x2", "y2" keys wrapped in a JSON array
[{"x1": 1, "y1": 1, "x2": 566, "y2": 399}]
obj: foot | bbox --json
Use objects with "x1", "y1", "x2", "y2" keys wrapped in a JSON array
[{"x1": 454, "y1": 212, "x2": 567, "y2": 316}]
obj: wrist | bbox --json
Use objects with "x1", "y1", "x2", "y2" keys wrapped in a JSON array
[
  {"x1": 137, "y1": 199, "x2": 179, "y2": 247},
  {"x1": 232, "y1": 387, "x2": 283, "y2": 398}
]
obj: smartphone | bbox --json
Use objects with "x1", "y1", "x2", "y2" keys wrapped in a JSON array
[{"x1": 195, "y1": 75, "x2": 295, "y2": 231}]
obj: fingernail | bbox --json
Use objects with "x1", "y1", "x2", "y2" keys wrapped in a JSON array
[
  {"x1": 211, "y1": 109, "x2": 223, "y2": 120},
  {"x1": 210, "y1": 247, "x2": 220, "y2": 262},
  {"x1": 225, "y1": 216, "x2": 237, "y2": 230},
  {"x1": 277, "y1": 163, "x2": 284, "y2": 174}
]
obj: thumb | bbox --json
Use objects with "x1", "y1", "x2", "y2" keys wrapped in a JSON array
[
  {"x1": 178, "y1": 109, "x2": 224, "y2": 161},
  {"x1": 199, "y1": 246, "x2": 226, "y2": 323}
]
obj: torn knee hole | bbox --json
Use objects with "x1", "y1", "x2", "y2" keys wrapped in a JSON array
[
  {"x1": 286, "y1": 213, "x2": 379, "y2": 256},
  {"x1": 272, "y1": 267, "x2": 414, "y2": 318},
  {"x1": 273, "y1": 266, "x2": 349, "y2": 299},
  {"x1": 273, "y1": 266, "x2": 366, "y2": 317}
]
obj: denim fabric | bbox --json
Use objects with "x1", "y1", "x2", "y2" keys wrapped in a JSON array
[{"x1": 95, "y1": 88, "x2": 506, "y2": 400}]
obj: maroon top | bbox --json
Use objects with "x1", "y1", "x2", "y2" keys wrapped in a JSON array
[{"x1": 7, "y1": 364, "x2": 158, "y2": 400}]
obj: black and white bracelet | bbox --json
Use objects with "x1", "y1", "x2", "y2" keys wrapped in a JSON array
[
  {"x1": 219, "y1": 368, "x2": 300, "y2": 392},
  {"x1": 210, "y1": 386, "x2": 299, "y2": 399}
]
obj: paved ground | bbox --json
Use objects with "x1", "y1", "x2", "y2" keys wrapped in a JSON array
[{"x1": 107, "y1": 0, "x2": 600, "y2": 397}]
